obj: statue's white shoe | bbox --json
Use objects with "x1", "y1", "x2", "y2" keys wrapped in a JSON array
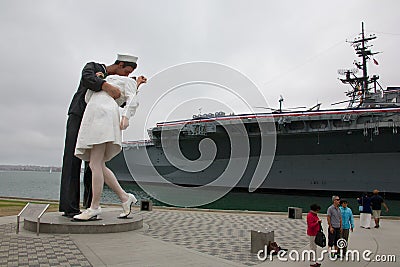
[
  {"x1": 119, "y1": 193, "x2": 137, "y2": 218},
  {"x1": 73, "y1": 207, "x2": 102, "y2": 221}
]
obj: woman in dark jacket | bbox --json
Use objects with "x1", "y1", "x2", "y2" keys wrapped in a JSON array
[{"x1": 358, "y1": 192, "x2": 372, "y2": 228}]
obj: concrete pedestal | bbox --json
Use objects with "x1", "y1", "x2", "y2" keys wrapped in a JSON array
[
  {"x1": 140, "y1": 200, "x2": 153, "y2": 211},
  {"x1": 288, "y1": 207, "x2": 302, "y2": 219},
  {"x1": 23, "y1": 209, "x2": 143, "y2": 234},
  {"x1": 250, "y1": 228, "x2": 274, "y2": 254}
]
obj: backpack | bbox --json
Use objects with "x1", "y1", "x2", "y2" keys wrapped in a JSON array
[{"x1": 314, "y1": 222, "x2": 326, "y2": 247}]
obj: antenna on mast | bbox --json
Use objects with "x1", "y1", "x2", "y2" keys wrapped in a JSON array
[
  {"x1": 279, "y1": 95, "x2": 284, "y2": 113},
  {"x1": 337, "y1": 22, "x2": 380, "y2": 108}
]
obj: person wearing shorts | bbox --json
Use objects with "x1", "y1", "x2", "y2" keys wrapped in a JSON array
[
  {"x1": 327, "y1": 195, "x2": 342, "y2": 257},
  {"x1": 371, "y1": 189, "x2": 389, "y2": 228}
]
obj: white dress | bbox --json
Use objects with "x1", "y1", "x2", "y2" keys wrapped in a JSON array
[{"x1": 75, "y1": 75, "x2": 138, "y2": 162}]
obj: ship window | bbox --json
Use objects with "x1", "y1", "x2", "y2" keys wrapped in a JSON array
[
  {"x1": 333, "y1": 120, "x2": 345, "y2": 127},
  {"x1": 309, "y1": 120, "x2": 328, "y2": 129},
  {"x1": 288, "y1": 121, "x2": 305, "y2": 130}
]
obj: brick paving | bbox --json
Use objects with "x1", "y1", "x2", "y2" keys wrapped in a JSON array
[
  {"x1": 0, "y1": 223, "x2": 91, "y2": 267},
  {"x1": 140, "y1": 210, "x2": 308, "y2": 266},
  {"x1": 1, "y1": 208, "x2": 397, "y2": 267},
  {"x1": 0, "y1": 209, "x2": 309, "y2": 266}
]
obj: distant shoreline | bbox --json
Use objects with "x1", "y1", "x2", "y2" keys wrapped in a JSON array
[{"x1": 0, "y1": 165, "x2": 61, "y2": 172}]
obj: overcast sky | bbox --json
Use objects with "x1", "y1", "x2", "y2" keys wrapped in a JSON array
[{"x1": 1, "y1": 0, "x2": 399, "y2": 166}]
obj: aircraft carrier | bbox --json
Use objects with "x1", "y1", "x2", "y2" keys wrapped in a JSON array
[{"x1": 108, "y1": 23, "x2": 400, "y2": 195}]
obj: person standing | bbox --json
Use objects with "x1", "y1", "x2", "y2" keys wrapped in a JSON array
[
  {"x1": 59, "y1": 54, "x2": 137, "y2": 217},
  {"x1": 327, "y1": 195, "x2": 342, "y2": 257},
  {"x1": 370, "y1": 189, "x2": 389, "y2": 228},
  {"x1": 339, "y1": 199, "x2": 354, "y2": 255},
  {"x1": 358, "y1": 192, "x2": 372, "y2": 229},
  {"x1": 307, "y1": 204, "x2": 322, "y2": 267}
]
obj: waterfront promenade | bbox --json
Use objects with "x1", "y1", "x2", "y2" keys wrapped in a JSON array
[{"x1": 0, "y1": 206, "x2": 398, "y2": 266}]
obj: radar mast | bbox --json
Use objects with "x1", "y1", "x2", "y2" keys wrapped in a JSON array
[{"x1": 338, "y1": 22, "x2": 382, "y2": 108}]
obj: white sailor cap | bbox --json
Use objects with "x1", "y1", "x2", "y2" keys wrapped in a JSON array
[{"x1": 117, "y1": 54, "x2": 138, "y2": 63}]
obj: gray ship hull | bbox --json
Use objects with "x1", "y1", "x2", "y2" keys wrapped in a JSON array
[{"x1": 108, "y1": 125, "x2": 400, "y2": 194}]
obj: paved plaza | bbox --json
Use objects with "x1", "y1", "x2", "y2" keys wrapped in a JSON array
[{"x1": 0, "y1": 207, "x2": 398, "y2": 266}]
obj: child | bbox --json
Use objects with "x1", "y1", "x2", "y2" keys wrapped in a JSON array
[{"x1": 339, "y1": 199, "x2": 354, "y2": 255}]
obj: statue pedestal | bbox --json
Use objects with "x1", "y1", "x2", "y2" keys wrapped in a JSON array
[{"x1": 23, "y1": 209, "x2": 143, "y2": 234}]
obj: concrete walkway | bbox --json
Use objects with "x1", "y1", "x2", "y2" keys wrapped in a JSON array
[{"x1": 0, "y1": 207, "x2": 398, "y2": 266}]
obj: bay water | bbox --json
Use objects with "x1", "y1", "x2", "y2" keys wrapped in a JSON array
[{"x1": 0, "y1": 170, "x2": 399, "y2": 216}]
